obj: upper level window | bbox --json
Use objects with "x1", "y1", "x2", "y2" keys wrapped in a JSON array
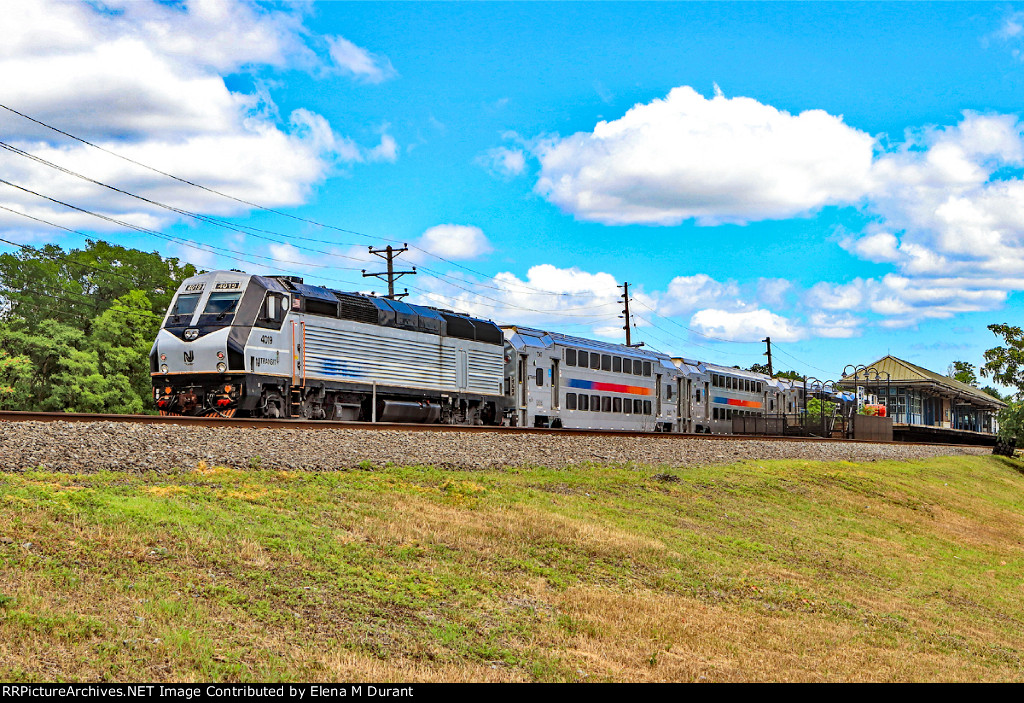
[
  {"x1": 578, "y1": 351, "x2": 589, "y2": 368},
  {"x1": 633, "y1": 361, "x2": 642, "y2": 376},
  {"x1": 590, "y1": 354, "x2": 600, "y2": 370},
  {"x1": 613, "y1": 356, "x2": 622, "y2": 373},
  {"x1": 642, "y1": 361, "x2": 652, "y2": 377},
  {"x1": 566, "y1": 349, "x2": 577, "y2": 366},
  {"x1": 601, "y1": 354, "x2": 611, "y2": 371},
  {"x1": 622, "y1": 358, "x2": 632, "y2": 375}
]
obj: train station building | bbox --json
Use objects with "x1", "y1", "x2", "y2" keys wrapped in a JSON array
[{"x1": 838, "y1": 355, "x2": 1006, "y2": 443}]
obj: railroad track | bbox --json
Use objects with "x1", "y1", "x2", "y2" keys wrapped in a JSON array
[{"x1": 0, "y1": 410, "x2": 973, "y2": 448}]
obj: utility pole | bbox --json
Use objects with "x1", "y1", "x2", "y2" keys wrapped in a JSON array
[
  {"x1": 762, "y1": 336, "x2": 773, "y2": 377},
  {"x1": 362, "y1": 244, "x2": 416, "y2": 300},
  {"x1": 618, "y1": 282, "x2": 644, "y2": 348}
]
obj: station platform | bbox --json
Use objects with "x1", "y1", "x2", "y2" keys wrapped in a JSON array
[{"x1": 893, "y1": 423, "x2": 998, "y2": 446}]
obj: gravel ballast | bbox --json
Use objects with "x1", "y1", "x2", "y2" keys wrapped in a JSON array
[{"x1": 0, "y1": 420, "x2": 991, "y2": 473}]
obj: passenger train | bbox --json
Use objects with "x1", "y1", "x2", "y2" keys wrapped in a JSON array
[{"x1": 150, "y1": 270, "x2": 807, "y2": 433}]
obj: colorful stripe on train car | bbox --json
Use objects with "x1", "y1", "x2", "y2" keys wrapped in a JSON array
[
  {"x1": 567, "y1": 378, "x2": 653, "y2": 396},
  {"x1": 712, "y1": 396, "x2": 763, "y2": 408}
]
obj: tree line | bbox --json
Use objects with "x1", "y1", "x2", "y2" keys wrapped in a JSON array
[{"x1": 0, "y1": 240, "x2": 197, "y2": 413}]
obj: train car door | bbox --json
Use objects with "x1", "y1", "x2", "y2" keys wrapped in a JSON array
[
  {"x1": 551, "y1": 359, "x2": 560, "y2": 411},
  {"x1": 290, "y1": 320, "x2": 305, "y2": 387},
  {"x1": 456, "y1": 349, "x2": 468, "y2": 390},
  {"x1": 518, "y1": 353, "x2": 528, "y2": 427}
]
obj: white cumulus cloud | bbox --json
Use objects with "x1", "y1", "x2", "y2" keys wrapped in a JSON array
[
  {"x1": 415, "y1": 225, "x2": 493, "y2": 261},
  {"x1": 534, "y1": 85, "x2": 875, "y2": 225},
  {"x1": 689, "y1": 308, "x2": 804, "y2": 343},
  {"x1": 0, "y1": 0, "x2": 397, "y2": 235}
]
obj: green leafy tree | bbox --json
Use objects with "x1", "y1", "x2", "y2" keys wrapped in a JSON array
[
  {"x1": 89, "y1": 290, "x2": 162, "y2": 412},
  {"x1": 996, "y1": 402, "x2": 1024, "y2": 444},
  {"x1": 981, "y1": 386, "x2": 1008, "y2": 402},
  {"x1": 747, "y1": 362, "x2": 771, "y2": 375},
  {"x1": 0, "y1": 348, "x2": 33, "y2": 409},
  {"x1": 0, "y1": 239, "x2": 195, "y2": 334},
  {"x1": 774, "y1": 369, "x2": 804, "y2": 382},
  {"x1": 948, "y1": 360, "x2": 978, "y2": 386},
  {"x1": 982, "y1": 324, "x2": 1024, "y2": 399},
  {"x1": 805, "y1": 396, "x2": 837, "y2": 417}
]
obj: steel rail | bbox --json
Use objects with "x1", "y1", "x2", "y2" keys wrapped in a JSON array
[{"x1": 0, "y1": 410, "x2": 982, "y2": 448}]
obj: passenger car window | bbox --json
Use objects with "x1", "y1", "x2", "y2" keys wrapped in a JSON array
[
  {"x1": 613, "y1": 356, "x2": 622, "y2": 373},
  {"x1": 536, "y1": 368, "x2": 543, "y2": 387},
  {"x1": 578, "y1": 351, "x2": 589, "y2": 368},
  {"x1": 566, "y1": 349, "x2": 577, "y2": 366},
  {"x1": 613, "y1": 397, "x2": 622, "y2": 413},
  {"x1": 579, "y1": 394, "x2": 589, "y2": 411},
  {"x1": 601, "y1": 354, "x2": 611, "y2": 371},
  {"x1": 590, "y1": 354, "x2": 600, "y2": 370},
  {"x1": 602, "y1": 396, "x2": 611, "y2": 412},
  {"x1": 590, "y1": 394, "x2": 600, "y2": 409},
  {"x1": 643, "y1": 361, "x2": 651, "y2": 377},
  {"x1": 567, "y1": 393, "x2": 577, "y2": 410},
  {"x1": 634, "y1": 399, "x2": 643, "y2": 414},
  {"x1": 643, "y1": 400, "x2": 652, "y2": 415},
  {"x1": 633, "y1": 361, "x2": 642, "y2": 376}
]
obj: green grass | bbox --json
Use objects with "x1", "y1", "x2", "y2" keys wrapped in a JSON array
[{"x1": 0, "y1": 455, "x2": 1023, "y2": 681}]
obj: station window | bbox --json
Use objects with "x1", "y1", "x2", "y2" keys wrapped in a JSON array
[
  {"x1": 643, "y1": 400, "x2": 652, "y2": 415},
  {"x1": 590, "y1": 394, "x2": 600, "y2": 409},
  {"x1": 566, "y1": 349, "x2": 577, "y2": 366},
  {"x1": 602, "y1": 396, "x2": 612, "y2": 413},
  {"x1": 567, "y1": 393, "x2": 577, "y2": 410},
  {"x1": 601, "y1": 354, "x2": 611, "y2": 371},
  {"x1": 643, "y1": 361, "x2": 652, "y2": 377},
  {"x1": 634, "y1": 399, "x2": 643, "y2": 414},
  {"x1": 578, "y1": 394, "x2": 589, "y2": 411},
  {"x1": 590, "y1": 354, "x2": 600, "y2": 370},
  {"x1": 578, "y1": 351, "x2": 589, "y2": 368},
  {"x1": 613, "y1": 356, "x2": 622, "y2": 373},
  {"x1": 613, "y1": 397, "x2": 622, "y2": 413},
  {"x1": 536, "y1": 368, "x2": 543, "y2": 387}
]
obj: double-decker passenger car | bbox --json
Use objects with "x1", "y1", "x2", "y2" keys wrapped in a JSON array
[{"x1": 501, "y1": 326, "x2": 680, "y2": 431}]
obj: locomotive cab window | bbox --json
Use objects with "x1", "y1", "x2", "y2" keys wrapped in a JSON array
[
  {"x1": 167, "y1": 293, "x2": 201, "y2": 324},
  {"x1": 200, "y1": 292, "x2": 242, "y2": 321}
]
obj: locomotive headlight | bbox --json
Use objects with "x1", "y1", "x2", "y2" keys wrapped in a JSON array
[
  {"x1": 160, "y1": 364, "x2": 169, "y2": 373},
  {"x1": 216, "y1": 362, "x2": 227, "y2": 373}
]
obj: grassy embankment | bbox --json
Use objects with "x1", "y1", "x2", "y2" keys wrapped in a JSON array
[{"x1": 1, "y1": 453, "x2": 1023, "y2": 682}]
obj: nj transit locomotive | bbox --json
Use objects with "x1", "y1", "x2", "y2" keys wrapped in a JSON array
[{"x1": 150, "y1": 270, "x2": 806, "y2": 432}]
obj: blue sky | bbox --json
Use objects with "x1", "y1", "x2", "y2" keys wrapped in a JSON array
[{"x1": 3, "y1": 1, "x2": 1024, "y2": 386}]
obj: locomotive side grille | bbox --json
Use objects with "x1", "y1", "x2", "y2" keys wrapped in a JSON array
[{"x1": 335, "y1": 294, "x2": 380, "y2": 325}]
